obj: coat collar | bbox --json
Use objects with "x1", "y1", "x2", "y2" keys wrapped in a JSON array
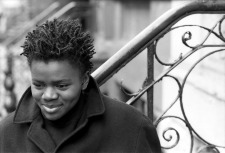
[{"x1": 13, "y1": 76, "x2": 105, "y2": 124}]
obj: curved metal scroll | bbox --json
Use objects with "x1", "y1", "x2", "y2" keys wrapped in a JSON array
[
  {"x1": 129, "y1": 15, "x2": 225, "y2": 152},
  {"x1": 92, "y1": 1, "x2": 225, "y2": 152}
]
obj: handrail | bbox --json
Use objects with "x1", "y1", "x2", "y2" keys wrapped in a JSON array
[
  {"x1": 91, "y1": 0, "x2": 225, "y2": 86},
  {"x1": 2, "y1": 2, "x2": 60, "y2": 47},
  {"x1": 48, "y1": 2, "x2": 76, "y2": 21},
  {"x1": 13, "y1": 2, "x2": 76, "y2": 47}
]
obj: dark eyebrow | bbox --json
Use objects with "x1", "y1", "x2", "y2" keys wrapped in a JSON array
[
  {"x1": 52, "y1": 80, "x2": 71, "y2": 84},
  {"x1": 32, "y1": 79, "x2": 71, "y2": 84}
]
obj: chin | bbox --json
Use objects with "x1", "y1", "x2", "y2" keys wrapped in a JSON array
[{"x1": 43, "y1": 113, "x2": 62, "y2": 121}]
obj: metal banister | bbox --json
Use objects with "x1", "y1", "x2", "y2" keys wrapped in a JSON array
[
  {"x1": 47, "y1": 2, "x2": 76, "y2": 21},
  {"x1": 13, "y1": 2, "x2": 76, "y2": 47},
  {"x1": 92, "y1": 0, "x2": 225, "y2": 86},
  {"x1": 2, "y1": 2, "x2": 60, "y2": 47}
]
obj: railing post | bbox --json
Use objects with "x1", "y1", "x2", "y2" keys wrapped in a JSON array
[{"x1": 146, "y1": 43, "x2": 154, "y2": 120}]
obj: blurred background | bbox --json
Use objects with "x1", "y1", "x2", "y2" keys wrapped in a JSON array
[
  {"x1": 0, "y1": 0, "x2": 224, "y2": 152},
  {"x1": 0, "y1": 0, "x2": 173, "y2": 118}
]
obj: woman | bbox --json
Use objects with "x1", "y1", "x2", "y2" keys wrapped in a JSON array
[{"x1": 0, "y1": 19, "x2": 161, "y2": 153}]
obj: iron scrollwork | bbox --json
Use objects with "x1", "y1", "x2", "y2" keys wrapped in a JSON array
[{"x1": 124, "y1": 15, "x2": 225, "y2": 152}]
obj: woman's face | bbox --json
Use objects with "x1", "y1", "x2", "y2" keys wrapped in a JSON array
[{"x1": 30, "y1": 60, "x2": 89, "y2": 121}]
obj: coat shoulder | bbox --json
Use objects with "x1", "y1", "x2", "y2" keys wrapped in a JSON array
[
  {"x1": 0, "y1": 113, "x2": 15, "y2": 131},
  {"x1": 102, "y1": 95, "x2": 151, "y2": 124},
  {"x1": 101, "y1": 95, "x2": 161, "y2": 153},
  {"x1": 0, "y1": 112, "x2": 15, "y2": 144}
]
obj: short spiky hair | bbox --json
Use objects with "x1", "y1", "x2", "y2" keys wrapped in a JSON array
[{"x1": 21, "y1": 19, "x2": 95, "y2": 74}]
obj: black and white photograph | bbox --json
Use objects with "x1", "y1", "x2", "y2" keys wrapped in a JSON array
[{"x1": 0, "y1": 0, "x2": 224, "y2": 152}]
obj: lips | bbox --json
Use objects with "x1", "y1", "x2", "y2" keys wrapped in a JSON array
[{"x1": 42, "y1": 104, "x2": 62, "y2": 113}]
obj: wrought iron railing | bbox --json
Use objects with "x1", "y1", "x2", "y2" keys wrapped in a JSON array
[{"x1": 92, "y1": 1, "x2": 225, "y2": 152}]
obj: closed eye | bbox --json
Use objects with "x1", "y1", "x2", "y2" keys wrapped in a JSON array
[
  {"x1": 32, "y1": 82, "x2": 45, "y2": 89},
  {"x1": 56, "y1": 84, "x2": 70, "y2": 90}
]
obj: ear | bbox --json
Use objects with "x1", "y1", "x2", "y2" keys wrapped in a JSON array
[{"x1": 82, "y1": 72, "x2": 89, "y2": 90}]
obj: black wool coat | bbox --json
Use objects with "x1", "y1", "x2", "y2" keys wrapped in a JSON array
[{"x1": 0, "y1": 77, "x2": 161, "y2": 153}]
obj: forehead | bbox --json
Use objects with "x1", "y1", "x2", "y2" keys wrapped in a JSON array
[{"x1": 30, "y1": 60, "x2": 82, "y2": 80}]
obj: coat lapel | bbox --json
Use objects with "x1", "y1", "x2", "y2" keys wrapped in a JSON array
[
  {"x1": 13, "y1": 87, "x2": 39, "y2": 123},
  {"x1": 28, "y1": 115, "x2": 56, "y2": 153},
  {"x1": 85, "y1": 76, "x2": 105, "y2": 118},
  {"x1": 13, "y1": 87, "x2": 56, "y2": 152}
]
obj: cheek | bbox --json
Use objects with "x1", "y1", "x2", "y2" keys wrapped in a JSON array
[
  {"x1": 31, "y1": 87, "x2": 42, "y2": 101},
  {"x1": 60, "y1": 87, "x2": 82, "y2": 102}
]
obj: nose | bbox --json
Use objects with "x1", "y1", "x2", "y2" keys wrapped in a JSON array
[{"x1": 42, "y1": 87, "x2": 58, "y2": 101}]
